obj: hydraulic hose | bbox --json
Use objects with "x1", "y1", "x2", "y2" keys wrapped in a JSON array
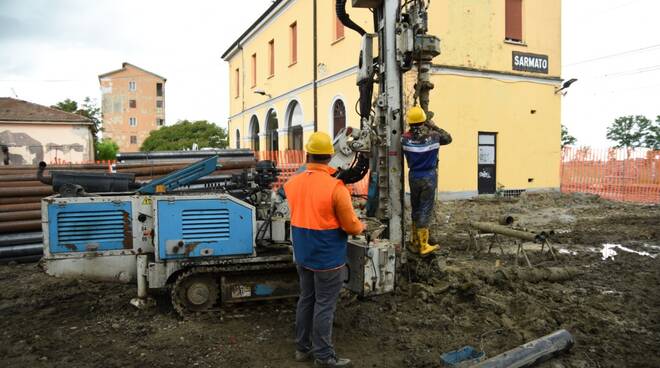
[{"x1": 336, "y1": 0, "x2": 366, "y2": 36}]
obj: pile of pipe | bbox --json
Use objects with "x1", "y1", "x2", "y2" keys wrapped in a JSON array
[
  {"x1": 0, "y1": 232, "x2": 42, "y2": 264},
  {"x1": 0, "y1": 149, "x2": 257, "y2": 238}
]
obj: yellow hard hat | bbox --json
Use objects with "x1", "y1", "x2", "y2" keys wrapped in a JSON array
[
  {"x1": 305, "y1": 132, "x2": 335, "y2": 155},
  {"x1": 407, "y1": 106, "x2": 427, "y2": 125}
]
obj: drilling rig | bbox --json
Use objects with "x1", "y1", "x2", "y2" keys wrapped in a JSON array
[{"x1": 40, "y1": 0, "x2": 441, "y2": 315}]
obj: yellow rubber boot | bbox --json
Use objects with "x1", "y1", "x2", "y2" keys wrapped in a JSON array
[
  {"x1": 418, "y1": 228, "x2": 439, "y2": 256},
  {"x1": 407, "y1": 222, "x2": 419, "y2": 254}
]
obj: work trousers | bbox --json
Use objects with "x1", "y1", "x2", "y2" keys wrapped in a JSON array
[
  {"x1": 295, "y1": 265, "x2": 344, "y2": 360},
  {"x1": 409, "y1": 173, "x2": 437, "y2": 228}
]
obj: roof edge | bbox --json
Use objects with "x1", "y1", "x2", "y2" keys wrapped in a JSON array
[
  {"x1": 221, "y1": 0, "x2": 286, "y2": 60},
  {"x1": 98, "y1": 62, "x2": 167, "y2": 81}
]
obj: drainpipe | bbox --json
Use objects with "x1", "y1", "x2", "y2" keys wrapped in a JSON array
[{"x1": 313, "y1": 0, "x2": 318, "y2": 132}]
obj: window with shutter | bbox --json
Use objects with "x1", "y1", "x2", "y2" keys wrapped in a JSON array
[{"x1": 505, "y1": 0, "x2": 523, "y2": 42}]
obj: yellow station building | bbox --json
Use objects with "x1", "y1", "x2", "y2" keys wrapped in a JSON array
[{"x1": 222, "y1": 0, "x2": 562, "y2": 199}]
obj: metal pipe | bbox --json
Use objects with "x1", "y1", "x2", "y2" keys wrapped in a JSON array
[
  {"x1": 0, "y1": 254, "x2": 42, "y2": 264},
  {"x1": 117, "y1": 149, "x2": 255, "y2": 161},
  {"x1": 117, "y1": 159, "x2": 256, "y2": 176},
  {"x1": 0, "y1": 180, "x2": 48, "y2": 188},
  {"x1": 0, "y1": 220, "x2": 42, "y2": 233},
  {"x1": 136, "y1": 254, "x2": 148, "y2": 298},
  {"x1": 0, "y1": 174, "x2": 40, "y2": 182},
  {"x1": 0, "y1": 186, "x2": 54, "y2": 198},
  {"x1": 499, "y1": 215, "x2": 515, "y2": 225},
  {"x1": 0, "y1": 203, "x2": 41, "y2": 212},
  {"x1": 0, "y1": 210, "x2": 41, "y2": 222},
  {"x1": 473, "y1": 329, "x2": 574, "y2": 368},
  {"x1": 0, "y1": 243, "x2": 42, "y2": 258},
  {"x1": 0, "y1": 232, "x2": 42, "y2": 247},
  {"x1": 0, "y1": 196, "x2": 43, "y2": 205},
  {"x1": 471, "y1": 222, "x2": 544, "y2": 243}
]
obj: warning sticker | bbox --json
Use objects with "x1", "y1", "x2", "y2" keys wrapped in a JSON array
[
  {"x1": 231, "y1": 285, "x2": 251, "y2": 298},
  {"x1": 142, "y1": 197, "x2": 152, "y2": 205}
]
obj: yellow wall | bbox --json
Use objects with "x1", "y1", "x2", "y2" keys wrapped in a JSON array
[
  {"x1": 100, "y1": 64, "x2": 166, "y2": 152},
  {"x1": 224, "y1": 0, "x2": 562, "y2": 197},
  {"x1": 431, "y1": 73, "x2": 561, "y2": 195},
  {"x1": 430, "y1": 0, "x2": 561, "y2": 77}
]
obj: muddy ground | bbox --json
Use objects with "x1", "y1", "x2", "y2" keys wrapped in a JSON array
[{"x1": 1, "y1": 192, "x2": 659, "y2": 368}]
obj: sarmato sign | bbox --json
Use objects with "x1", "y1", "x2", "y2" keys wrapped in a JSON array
[{"x1": 512, "y1": 51, "x2": 549, "y2": 74}]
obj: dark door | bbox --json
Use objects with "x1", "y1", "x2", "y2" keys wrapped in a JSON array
[{"x1": 477, "y1": 133, "x2": 496, "y2": 194}]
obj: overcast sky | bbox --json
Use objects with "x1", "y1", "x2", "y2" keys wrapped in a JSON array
[{"x1": 1, "y1": 0, "x2": 658, "y2": 147}]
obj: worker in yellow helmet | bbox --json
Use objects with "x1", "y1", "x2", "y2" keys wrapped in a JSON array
[
  {"x1": 401, "y1": 106, "x2": 452, "y2": 256},
  {"x1": 285, "y1": 131, "x2": 364, "y2": 367}
]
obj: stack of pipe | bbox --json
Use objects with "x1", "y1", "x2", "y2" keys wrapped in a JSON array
[
  {"x1": 0, "y1": 231, "x2": 42, "y2": 263},
  {"x1": 0, "y1": 150, "x2": 257, "y2": 235}
]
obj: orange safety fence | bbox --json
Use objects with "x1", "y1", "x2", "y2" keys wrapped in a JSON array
[
  {"x1": 256, "y1": 150, "x2": 369, "y2": 196},
  {"x1": 561, "y1": 147, "x2": 660, "y2": 204},
  {"x1": 49, "y1": 158, "x2": 117, "y2": 165}
]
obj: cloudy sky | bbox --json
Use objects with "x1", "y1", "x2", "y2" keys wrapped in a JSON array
[{"x1": 1, "y1": 0, "x2": 658, "y2": 147}]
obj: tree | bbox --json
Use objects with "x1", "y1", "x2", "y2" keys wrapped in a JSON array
[
  {"x1": 52, "y1": 97, "x2": 103, "y2": 157},
  {"x1": 140, "y1": 120, "x2": 228, "y2": 151},
  {"x1": 606, "y1": 115, "x2": 652, "y2": 148},
  {"x1": 96, "y1": 138, "x2": 119, "y2": 160},
  {"x1": 51, "y1": 98, "x2": 78, "y2": 113},
  {"x1": 561, "y1": 124, "x2": 577, "y2": 147},
  {"x1": 642, "y1": 116, "x2": 660, "y2": 150}
]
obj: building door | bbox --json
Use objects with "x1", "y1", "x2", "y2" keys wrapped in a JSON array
[
  {"x1": 477, "y1": 133, "x2": 497, "y2": 194},
  {"x1": 266, "y1": 109, "x2": 279, "y2": 151},
  {"x1": 332, "y1": 99, "x2": 346, "y2": 138}
]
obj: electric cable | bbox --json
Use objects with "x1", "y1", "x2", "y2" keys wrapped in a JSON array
[{"x1": 563, "y1": 43, "x2": 660, "y2": 67}]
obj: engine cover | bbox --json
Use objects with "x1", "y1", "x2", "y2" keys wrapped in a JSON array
[{"x1": 154, "y1": 194, "x2": 255, "y2": 260}]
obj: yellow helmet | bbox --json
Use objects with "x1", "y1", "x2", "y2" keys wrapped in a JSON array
[
  {"x1": 407, "y1": 106, "x2": 427, "y2": 125},
  {"x1": 305, "y1": 132, "x2": 335, "y2": 155}
]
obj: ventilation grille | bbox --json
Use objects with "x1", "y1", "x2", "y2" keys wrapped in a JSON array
[
  {"x1": 57, "y1": 210, "x2": 127, "y2": 243},
  {"x1": 500, "y1": 189, "x2": 526, "y2": 198},
  {"x1": 182, "y1": 209, "x2": 230, "y2": 240}
]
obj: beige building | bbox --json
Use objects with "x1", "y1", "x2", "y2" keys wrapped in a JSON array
[
  {"x1": 99, "y1": 63, "x2": 166, "y2": 152},
  {"x1": 223, "y1": 0, "x2": 562, "y2": 198},
  {"x1": 0, "y1": 97, "x2": 94, "y2": 165}
]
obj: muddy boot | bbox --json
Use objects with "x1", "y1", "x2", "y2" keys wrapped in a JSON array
[
  {"x1": 417, "y1": 228, "x2": 439, "y2": 256},
  {"x1": 407, "y1": 222, "x2": 420, "y2": 254}
]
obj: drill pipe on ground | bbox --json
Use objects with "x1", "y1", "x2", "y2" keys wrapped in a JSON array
[
  {"x1": 471, "y1": 222, "x2": 544, "y2": 243},
  {"x1": 0, "y1": 220, "x2": 42, "y2": 233},
  {"x1": 0, "y1": 243, "x2": 42, "y2": 258},
  {"x1": 0, "y1": 203, "x2": 41, "y2": 212},
  {"x1": 473, "y1": 329, "x2": 574, "y2": 368},
  {"x1": 0, "y1": 232, "x2": 42, "y2": 247},
  {"x1": 0, "y1": 210, "x2": 41, "y2": 222}
]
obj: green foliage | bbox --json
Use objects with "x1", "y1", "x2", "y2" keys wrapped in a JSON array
[
  {"x1": 643, "y1": 116, "x2": 660, "y2": 150},
  {"x1": 561, "y1": 125, "x2": 577, "y2": 147},
  {"x1": 52, "y1": 97, "x2": 103, "y2": 158},
  {"x1": 51, "y1": 99, "x2": 78, "y2": 113},
  {"x1": 606, "y1": 115, "x2": 652, "y2": 148},
  {"x1": 96, "y1": 138, "x2": 119, "y2": 160},
  {"x1": 140, "y1": 120, "x2": 228, "y2": 151}
]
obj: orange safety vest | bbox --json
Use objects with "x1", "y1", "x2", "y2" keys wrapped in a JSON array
[{"x1": 284, "y1": 164, "x2": 348, "y2": 270}]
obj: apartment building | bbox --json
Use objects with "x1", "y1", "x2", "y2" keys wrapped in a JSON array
[
  {"x1": 99, "y1": 63, "x2": 166, "y2": 152},
  {"x1": 222, "y1": 0, "x2": 562, "y2": 198}
]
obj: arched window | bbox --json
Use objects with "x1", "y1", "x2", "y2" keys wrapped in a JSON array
[
  {"x1": 266, "y1": 108, "x2": 279, "y2": 152},
  {"x1": 235, "y1": 129, "x2": 240, "y2": 149},
  {"x1": 249, "y1": 115, "x2": 260, "y2": 151},
  {"x1": 286, "y1": 101, "x2": 304, "y2": 150},
  {"x1": 332, "y1": 99, "x2": 346, "y2": 138}
]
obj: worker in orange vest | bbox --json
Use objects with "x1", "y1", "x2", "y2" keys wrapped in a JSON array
[{"x1": 284, "y1": 132, "x2": 364, "y2": 368}]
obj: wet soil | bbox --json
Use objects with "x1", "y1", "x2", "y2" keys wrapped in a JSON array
[{"x1": 1, "y1": 193, "x2": 659, "y2": 367}]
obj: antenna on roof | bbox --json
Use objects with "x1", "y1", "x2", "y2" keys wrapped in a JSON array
[{"x1": 10, "y1": 88, "x2": 18, "y2": 98}]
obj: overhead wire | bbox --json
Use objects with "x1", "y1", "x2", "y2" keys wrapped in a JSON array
[{"x1": 563, "y1": 43, "x2": 660, "y2": 67}]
